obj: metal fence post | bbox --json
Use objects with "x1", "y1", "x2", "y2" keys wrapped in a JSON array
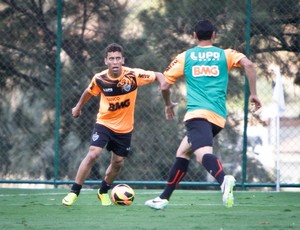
[
  {"x1": 54, "y1": 0, "x2": 63, "y2": 189},
  {"x1": 242, "y1": 0, "x2": 252, "y2": 190}
]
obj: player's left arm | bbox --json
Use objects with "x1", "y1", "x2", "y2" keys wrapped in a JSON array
[{"x1": 239, "y1": 57, "x2": 262, "y2": 112}]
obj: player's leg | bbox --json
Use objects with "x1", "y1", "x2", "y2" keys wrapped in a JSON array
[
  {"x1": 98, "y1": 153, "x2": 125, "y2": 205},
  {"x1": 194, "y1": 148, "x2": 235, "y2": 207},
  {"x1": 185, "y1": 119, "x2": 225, "y2": 184},
  {"x1": 102, "y1": 153, "x2": 125, "y2": 186},
  {"x1": 145, "y1": 136, "x2": 192, "y2": 209},
  {"x1": 194, "y1": 147, "x2": 226, "y2": 185},
  {"x1": 62, "y1": 146, "x2": 103, "y2": 206},
  {"x1": 191, "y1": 119, "x2": 235, "y2": 207},
  {"x1": 160, "y1": 136, "x2": 192, "y2": 199},
  {"x1": 98, "y1": 130, "x2": 131, "y2": 206},
  {"x1": 62, "y1": 124, "x2": 109, "y2": 206},
  {"x1": 75, "y1": 146, "x2": 103, "y2": 184}
]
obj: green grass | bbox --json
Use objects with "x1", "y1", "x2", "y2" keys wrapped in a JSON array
[{"x1": 0, "y1": 188, "x2": 299, "y2": 230}]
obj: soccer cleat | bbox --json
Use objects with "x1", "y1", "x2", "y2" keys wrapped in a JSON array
[
  {"x1": 62, "y1": 192, "x2": 78, "y2": 206},
  {"x1": 145, "y1": 197, "x2": 169, "y2": 210},
  {"x1": 97, "y1": 190, "x2": 112, "y2": 206},
  {"x1": 221, "y1": 175, "x2": 236, "y2": 208}
]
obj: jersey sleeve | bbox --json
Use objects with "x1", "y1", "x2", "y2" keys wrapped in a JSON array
[
  {"x1": 87, "y1": 74, "x2": 102, "y2": 96},
  {"x1": 133, "y1": 69, "x2": 156, "y2": 86},
  {"x1": 163, "y1": 52, "x2": 186, "y2": 84},
  {"x1": 224, "y1": 49, "x2": 246, "y2": 71}
]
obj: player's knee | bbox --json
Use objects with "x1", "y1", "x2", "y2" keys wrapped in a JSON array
[
  {"x1": 194, "y1": 146, "x2": 213, "y2": 163},
  {"x1": 176, "y1": 149, "x2": 192, "y2": 159},
  {"x1": 87, "y1": 146, "x2": 102, "y2": 162},
  {"x1": 112, "y1": 159, "x2": 124, "y2": 169}
]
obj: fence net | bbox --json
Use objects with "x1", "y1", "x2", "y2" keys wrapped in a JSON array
[{"x1": 0, "y1": 0, "x2": 299, "y2": 189}]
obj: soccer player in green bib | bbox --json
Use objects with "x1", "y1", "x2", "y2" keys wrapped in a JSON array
[{"x1": 145, "y1": 19, "x2": 262, "y2": 209}]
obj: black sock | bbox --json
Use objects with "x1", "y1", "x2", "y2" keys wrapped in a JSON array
[
  {"x1": 202, "y1": 153, "x2": 225, "y2": 185},
  {"x1": 160, "y1": 157, "x2": 189, "y2": 200},
  {"x1": 70, "y1": 183, "x2": 82, "y2": 196},
  {"x1": 99, "y1": 180, "x2": 112, "y2": 194}
]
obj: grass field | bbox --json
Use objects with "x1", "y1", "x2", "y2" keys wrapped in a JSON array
[{"x1": 0, "y1": 188, "x2": 299, "y2": 230}]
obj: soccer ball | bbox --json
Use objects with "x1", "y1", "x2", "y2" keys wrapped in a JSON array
[{"x1": 111, "y1": 184, "x2": 135, "y2": 206}]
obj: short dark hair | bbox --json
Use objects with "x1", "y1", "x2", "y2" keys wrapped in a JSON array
[
  {"x1": 194, "y1": 20, "x2": 214, "y2": 40},
  {"x1": 104, "y1": 43, "x2": 124, "y2": 57}
]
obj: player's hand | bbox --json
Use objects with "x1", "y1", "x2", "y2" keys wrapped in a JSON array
[
  {"x1": 249, "y1": 95, "x2": 262, "y2": 113},
  {"x1": 72, "y1": 107, "x2": 81, "y2": 118},
  {"x1": 165, "y1": 102, "x2": 177, "y2": 120}
]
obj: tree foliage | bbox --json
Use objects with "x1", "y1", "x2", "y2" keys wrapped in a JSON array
[{"x1": 0, "y1": 0, "x2": 298, "y2": 183}]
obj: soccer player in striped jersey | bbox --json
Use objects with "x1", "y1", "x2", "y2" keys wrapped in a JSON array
[
  {"x1": 62, "y1": 43, "x2": 166, "y2": 206},
  {"x1": 145, "y1": 19, "x2": 262, "y2": 209}
]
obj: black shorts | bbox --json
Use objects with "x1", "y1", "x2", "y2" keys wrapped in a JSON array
[
  {"x1": 185, "y1": 118, "x2": 222, "y2": 152},
  {"x1": 90, "y1": 124, "x2": 132, "y2": 157}
]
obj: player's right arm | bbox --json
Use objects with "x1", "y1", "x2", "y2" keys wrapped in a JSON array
[
  {"x1": 161, "y1": 84, "x2": 176, "y2": 120},
  {"x1": 163, "y1": 52, "x2": 185, "y2": 84},
  {"x1": 161, "y1": 52, "x2": 185, "y2": 120},
  {"x1": 72, "y1": 88, "x2": 93, "y2": 118},
  {"x1": 72, "y1": 74, "x2": 102, "y2": 118}
]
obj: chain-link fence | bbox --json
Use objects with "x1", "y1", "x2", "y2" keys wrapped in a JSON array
[{"x1": 1, "y1": 0, "x2": 299, "y2": 190}]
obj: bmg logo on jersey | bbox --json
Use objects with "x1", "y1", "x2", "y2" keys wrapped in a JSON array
[
  {"x1": 192, "y1": 65, "x2": 219, "y2": 77},
  {"x1": 108, "y1": 99, "x2": 130, "y2": 111}
]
